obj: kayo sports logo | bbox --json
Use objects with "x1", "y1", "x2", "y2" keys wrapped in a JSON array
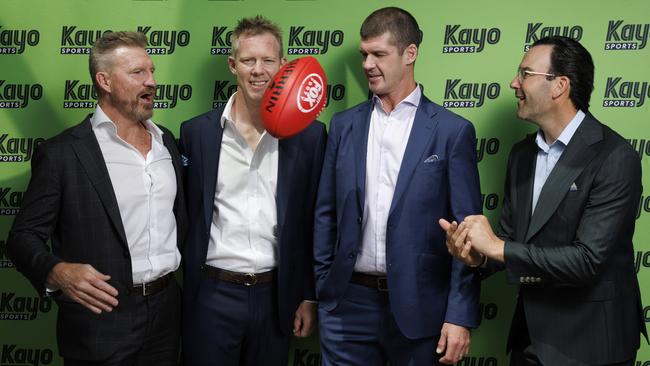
[
  {"x1": 59, "y1": 26, "x2": 190, "y2": 55},
  {"x1": 0, "y1": 188, "x2": 23, "y2": 216},
  {"x1": 1, "y1": 345, "x2": 54, "y2": 366},
  {"x1": 211, "y1": 26, "x2": 233, "y2": 55},
  {"x1": 63, "y1": 80, "x2": 97, "y2": 109},
  {"x1": 0, "y1": 81, "x2": 42, "y2": 109},
  {"x1": 154, "y1": 84, "x2": 192, "y2": 109},
  {"x1": 443, "y1": 79, "x2": 500, "y2": 108},
  {"x1": 442, "y1": 24, "x2": 500, "y2": 53},
  {"x1": 0, "y1": 134, "x2": 44, "y2": 163},
  {"x1": 602, "y1": 77, "x2": 649, "y2": 107},
  {"x1": 605, "y1": 20, "x2": 649, "y2": 50},
  {"x1": 287, "y1": 26, "x2": 343, "y2": 55},
  {"x1": 0, "y1": 293, "x2": 52, "y2": 321},
  {"x1": 0, "y1": 26, "x2": 40, "y2": 54},
  {"x1": 523, "y1": 22, "x2": 583, "y2": 51},
  {"x1": 0, "y1": 240, "x2": 14, "y2": 269}
]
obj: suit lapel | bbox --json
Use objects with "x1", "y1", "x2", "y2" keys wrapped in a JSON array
[
  {"x1": 388, "y1": 98, "x2": 438, "y2": 218},
  {"x1": 352, "y1": 102, "x2": 373, "y2": 212},
  {"x1": 70, "y1": 118, "x2": 128, "y2": 247},
  {"x1": 277, "y1": 137, "x2": 298, "y2": 238},
  {"x1": 200, "y1": 113, "x2": 224, "y2": 232},
  {"x1": 515, "y1": 137, "x2": 536, "y2": 243},
  {"x1": 524, "y1": 115, "x2": 602, "y2": 242}
]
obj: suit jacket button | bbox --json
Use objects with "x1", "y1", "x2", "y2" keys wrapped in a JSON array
[
  {"x1": 123, "y1": 251, "x2": 129, "y2": 259},
  {"x1": 124, "y1": 288, "x2": 131, "y2": 296},
  {"x1": 357, "y1": 217, "x2": 362, "y2": 224},
  {"x1": 348, "y1": 251, "x2": 356, "y2": 259}
]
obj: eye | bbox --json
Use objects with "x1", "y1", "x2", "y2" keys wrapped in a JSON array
[{"x1": 241, "y1": 59, "x2": 255, "y2": 66}]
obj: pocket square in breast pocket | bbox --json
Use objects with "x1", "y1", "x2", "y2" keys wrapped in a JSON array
[
  {"x1": 423, "y1": 154, "x2": 439, "y2": 163},
  {"x1": 181, "y1": 154, "x2": 190, "y2": 167},
  {"x1": 569, "y1": 182, "x2": 578, "y2": 191}
]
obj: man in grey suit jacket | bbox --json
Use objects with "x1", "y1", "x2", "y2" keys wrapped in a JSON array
[
  {"x1": 442, "y1": 36, "x2": 647, "y2": 365},
  {"x1": 7, "y1": 31, "x2": 186, "y2": 365}
]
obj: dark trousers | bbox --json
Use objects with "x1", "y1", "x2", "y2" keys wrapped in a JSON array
[
  {"x1": 509, "y1": 306, "x2": 635, "y2": 366},
  {"x1": 64, "y1": 279, "x2": 181, "y2": 366},
  {"x1": 318, "y1": 283, "x2": 441, "y2": 366},
  {"x1": 183, "y1": 276, "x2": 290, "y2": 366}
]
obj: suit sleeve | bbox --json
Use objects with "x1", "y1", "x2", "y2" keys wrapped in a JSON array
[
  {"x1": 503, "y1": 143, "x2": 642, "y2": 285},
  {"x1": 302, "y1": 123, "x2": 327, "y2": 301},
  {"x1": 313, "y1": 115, "x2": 340, "y2": 297},
  {"x1": 444, "y1": 121, "x2": 482, "y2": 328},
  {"x1": 7, "y1": 142, "x2": 64, "y2": 295}
]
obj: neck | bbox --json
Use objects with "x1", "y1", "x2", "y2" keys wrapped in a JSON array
[
  {"x1": 232, "y1": 91, "x2": 265, "y2": 132},
  {"x1": 538, "y1": 105, "x2": 578, "y2": 145},
  {"x1": 378, "y1": 80, "x2": 417, "y2": 113},
  {"x1": 98, "y1": 99, "x2": 145, "y2": 139}
]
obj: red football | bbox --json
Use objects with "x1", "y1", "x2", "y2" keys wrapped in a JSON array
[{"x1": 261, "y1": 56, "x2": 327, "y2": 139}]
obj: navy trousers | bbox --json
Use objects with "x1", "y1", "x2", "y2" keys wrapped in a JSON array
[
  {"x1": 184, "y1": 276, "x2": 290, "y2": 366},
  {"x1": 318, "y1": 283, "x2": 441, "y2": 366}
]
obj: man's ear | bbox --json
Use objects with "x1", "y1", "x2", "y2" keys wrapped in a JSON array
[
  {"x1": 552, "y1": 75, "x2": 571, "y2": 100},
  {"x1": 404, "y1": 43, "x2": 418, "y2": 65},
  {"x1": 95, "y1": 72, "x2": 111, "y2": 94},
  {"x1": 227, "y1": 56, "x2": 237, "y2": 74}
]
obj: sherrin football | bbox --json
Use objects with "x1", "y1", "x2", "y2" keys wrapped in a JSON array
[{"x1": 261, "y1": 56, "x2": 327, "y2": 139}]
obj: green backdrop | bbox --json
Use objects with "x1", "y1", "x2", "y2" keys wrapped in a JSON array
[{"x1": 1, "y1": 0, "x2": 649, "y2": 364}]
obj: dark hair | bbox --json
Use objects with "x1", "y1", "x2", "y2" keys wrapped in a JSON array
[
  {"x1": 232, "y1": 15, "x2": 283, "y2": 58},
  {"x1": 532, "y1": 36, "x2": 594, "y2": 112},
  {"x1": 360, "y1": 7, "x2": 423, "y2": 53},
  {"x1": 89, "y1": 31, "x2": 148, "y2": 88}
]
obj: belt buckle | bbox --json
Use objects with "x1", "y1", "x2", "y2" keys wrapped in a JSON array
[
  {"x1": 243, "y1": 273, "x2": 257, "y2": 287},
  {"x1": 377, "y1": 277, "x2": 388, "y2": 292}
]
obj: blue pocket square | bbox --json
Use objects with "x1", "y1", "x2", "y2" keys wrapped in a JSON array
[
  {"x1": 181, "y1": 154, "x2": 190, "y2": 167},
  {"x1": 423, "y1": 154, "x2": 439, "y2": 163}
]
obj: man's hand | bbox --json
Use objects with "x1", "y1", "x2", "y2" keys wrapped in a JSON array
[
  {"x1": 47, "y1": 262, "x2": 119, "y2": 314},
  {"x1": 436, "y1": 322, "x2": 470, "y2": 364},
  {"x1": 293, "y1": 301, "x2": 317, "y2": 337},
  {"x1": 439, "y1": 219, "x2": 484, "y2": 267},
  {"x1": 463, "y1": 215, "x2": 505, "y2": 263}
]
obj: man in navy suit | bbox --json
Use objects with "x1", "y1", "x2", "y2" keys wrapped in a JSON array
[
  {"x1": 179, "y1": 16, "x2": 326, "y2": 366},
  {"x1": 314, "y1": 7, "x2": 482, "y2": 365},
  {"x1": 443, "y1": 36, "x2": 647, "y2": 365}
]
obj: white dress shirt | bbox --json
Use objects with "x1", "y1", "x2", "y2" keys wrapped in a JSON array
[
  {"x1": 206, "y1": 93, "x2": 279, "y2": 273},
  {"x1": 532, "y1": 110, "x2": 585, "y2": 214},
  {"x1": 91, "y1": 106, "x2": 180, "y2": 285},
  {"x1": 355, "y1": 85, "x2": 421, "y2": 275}
]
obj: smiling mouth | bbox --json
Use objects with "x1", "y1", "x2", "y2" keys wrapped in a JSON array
[{"x1": 250, "y1": 80, "x2": 268, "y2": 88}]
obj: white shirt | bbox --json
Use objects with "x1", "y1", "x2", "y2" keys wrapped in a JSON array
[
  {"x1": 91, "y1": 106, "x2": 180, "y2": 284},
  {"x1": 532, "y1": 110, "x2": 585, "y2": 213},
  {"x1": 355, "y1": 85, "x2": 421, "y2": 274},
  {"x1": 206, "y1": 93, "x2": 279, "y2": 273}
]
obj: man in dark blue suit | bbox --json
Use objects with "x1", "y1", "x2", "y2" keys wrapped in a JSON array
[
  {"x1": 314, "y1": 7, "x2": 482, "y2": 365},
  {"x1": 179, "y1": 16, "x2": 327, "y2": 366}
]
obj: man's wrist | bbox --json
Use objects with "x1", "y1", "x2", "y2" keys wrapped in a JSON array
[{"x1": 469, "y1": 254, "x2": 487, "y2": 268}]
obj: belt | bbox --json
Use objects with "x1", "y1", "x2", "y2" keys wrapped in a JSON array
[
  {"x1": 131, "y1": 272, "x2": 173, "y2": 296},
  {"x1": 350, "y1": 272, "x2": 388, "y2": 292},
  {"x1": 202, "y1": 265, "x2": 275, "y2": 287}
]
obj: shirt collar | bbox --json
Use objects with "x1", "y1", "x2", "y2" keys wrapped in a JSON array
[
  {"x1": 372, "y1": 84, "x2": 422, "y2": 112},
  {"x1": 90, "y1": 105, "x2": 165, "y2": 144},
  {"x1": 220, "y1": 92, "x2": 237, "y2": 128},
  {"x1": 535, "y1": 109, "x2": 586, "y2": 151}
]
